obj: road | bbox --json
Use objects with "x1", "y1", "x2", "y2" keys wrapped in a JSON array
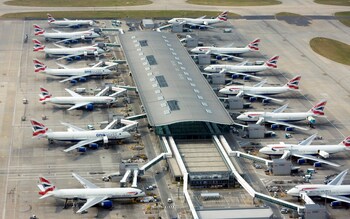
[{"x1": 0, "y1": 0, "x2": 349, "y2": 17}]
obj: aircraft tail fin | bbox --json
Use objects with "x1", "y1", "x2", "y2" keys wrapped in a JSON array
[
  {"x1": 247, "y1": 38, "x2": 260, "y2": 51},
  {"x1": 47, "y1": 13, "x2": 55, "y2": 23},
  {"x1": 38, "y1": 176, "x2": 56, "y2": 197},
  {"x1": 217, "y1": 11, "x2": 228, "y2": 21},
  {"x1": 264, "y1": 55, "x2": 279, "y2": 69},
  {"x1": 341, "y1": 136, "x2": 350, "y2": 149},
  {"x1": 39, "y1": 87, "x2": 52, "y2": 103},
  {"x1": 308, "y1": 100, "x2": 327, "y2": 116},
  {"x1": 285, "y1": 75, "x2": 301, "y2": 90},
  {"x1": 33, "y1": 59, "x2": 47, "y2": 73},
  {"x1": 30, "y1": 119, "x2": 49, "y2": 138},
  {"x1": 33, "y1": 39, "x2": 45, "y2": 52},
  {"x1": 33, "y1": 24, "x2": 45, "y2": 36}
]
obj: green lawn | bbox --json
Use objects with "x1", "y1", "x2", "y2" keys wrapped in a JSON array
[
  {"x1": 335, "y1": 11, "x2": 350, "y2": 27},
  {"x1": 1, "y1": 11, "x2": 241, "y2": 20},
  {"x1": 310, "y1": 37, "x2": 350, "y2": 66},
  {"x1": 4, "y1": 0, "x2": 152, "y2": 7},
  {"x1": 186, "y1": 0, "x2": 281, "y2": 6},
  {"x1": 314, "y1": 0, "x2": 350, "y2": 6},
  {"x1": 275, "y1": 12, "x2": 302, "y2": 17}
]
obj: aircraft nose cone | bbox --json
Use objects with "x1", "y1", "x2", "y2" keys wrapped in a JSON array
[
  {"x1": 236, "y1": 114, "x2": 244, "y2": 120},
  {"x1": 204, "y1": 66, "x2": 211, "y2": 72},
  {"x1": 259, "y1": 147, "x2": 268, "y2": 154}
]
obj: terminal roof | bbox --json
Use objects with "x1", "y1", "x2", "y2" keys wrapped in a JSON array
[{"x1": 119, "y1": 32, "x2": 233, "y2": 126}]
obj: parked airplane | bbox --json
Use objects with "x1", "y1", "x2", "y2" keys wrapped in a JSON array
[
  {"x1": 47, "y1": 13, "x2": 95, "y2": 28},
  {"x1": 259, "y1": 134, "x2": 350, "y2": 167},
  {"x1": 30, "y1": 117, "x2": 137, "y2": 152},
  {"x1": 33, "y1": 39, "x2": 106, "y2": 61},
  {"x1": 203, "y1": 55, "x2": 279, "y2": 80},
  {"x1": 33, "y1": 24, "x2": 101, "y2": 44},
  {"x1": 37, "y1": 173, "x2": 145, "y2": 213},
  {"x1": 157, "y1": 11, "x2": 228, "y2": 31},
  {"x1": 236, "y1": 100, "x2": 327, "y2": 131},
  {"x1": 38, "y1": 86, "x2": 125, "y2": 111},
  {"x1": 287, "y1": 169, "x2": 350, "y2": 206},
  {"x1": 191, "y1": 38, "x2": 260, "y2": 61},
  {"x1": 219, "y1": 75, "x2": 301, "y2": 103},
  {"x1": 33, "y1": 59, "x2": 116, "y2": 83}
]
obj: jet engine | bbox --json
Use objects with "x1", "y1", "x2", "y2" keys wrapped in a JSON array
[
  {"x1": 70, "y1": 79, "x2": 78, "y2": 84},
  {"x1": 262, "y1": 99, "x2": 271, "y2": 104},
  {"x1": 85, "y1": 103, "x2": 94, "y2": 110},
  {"x1": 89, "y1": 143, "x2": 99, "y2": 150},
  {"x1": 216, "y1": 55, "x2": 223, "y2": 60},
  {"x1": 77, "y1": 147, "x2": 87, "y2": 153},
  {"x1": 249, "y1": 97, "x2": 257, "y2": 102},
  {"x1": 285, "y1": 127, "x2": 294, "y2": 132},
  {"x1": 78, "y1": 77, "x2": 87, "y2": 82},
  {"x1": 271, "y1": 124, "x2": 279, "y2": 130},
  {"x1": 330, "y1": 201, "x2": 342, "y2": 207},
  {"x1": 100, "y1": 200, "x2": 113, "y2": 208},
  {"x1": 313, "y1": 162, "x2": 322, "y2": 167},
  {"x1": 297, "y1": 158, "x2": 306, "y2": 164}
]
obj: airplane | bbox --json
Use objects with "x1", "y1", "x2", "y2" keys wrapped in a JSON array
[
  {"x1": 47, "y1": 13, "x2": 95, "y2": 28},
  {"x1": 33, "y1": 59, "x2": 116, "y2": 83},
  {"x1": 30, "y1": 117, "x2": 137, "y2": 152},
  {"x1": 33, "y1": 24, "x2": 101, "y2": 44},
  {"x1": 287, "y1": 169, "x2": 350, "y2": 207},
  {"x1": 38, "y1": 86, "x2": 125, "y2": 111},
  {"x1": 190, "y1": 38, "x2": 260, "y2": 61},
  {"x1": 236, "y1": 100, "x2": 327, "y2": 131},
  {"x1": 259, "y1": 134, "x2": 350, "y2": 167},
  {"x1": 37, "y1": 173, "x2": 145, "y2": 213},
  {"x1": 157, "y1": 11, "x2": 228, "y2": 31},
  {"x1": 33, "y1": 39, "x2": 106, "y2": 61},
  {"x1": 203, "y1": 55, "x2": 279, "y2": 80},
  {"x1": 219, "y1": 75, "x2": 301, "y2": 104}
]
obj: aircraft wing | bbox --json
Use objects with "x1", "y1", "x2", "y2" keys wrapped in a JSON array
[
  {"x1": 243, "y1": 93, "x2": 284, "y2": 103},
  {"x1": 65, "y1": 88, "x2": 82, "y2": 97},
  {"x1": 298, "y1": 133, "x2": 318, "y2": 146},
  {"x1": 67, "y1": 102, "x2": 93, "y2": 111},
  {"x1": 236, "y1": 60, "x2": 249, "y2": 66},
  {"x1": 185, "y1": 22, "x2": 214, "y2": 29},
  {"x1": 55, "y1": 62, "x2": 70, "y2": 69},
  {"x1": 56, "y1": 52, "x2": 85, "y2": 61},
  {"x1": 264, "y1": 119, "x2": 309, "y2": 131},
  {"x1": 253, "y1": 79, "x2": 267, "y2": 87},
  {"x1": 76, "y1": 196, "x2": 109, "y2": 213},
  {"x1": 109, "y1": 87, "x2": 127, "y2": 97},
  {"x1": 51, "y1": 29, "x2": 61, "y2": 33},
  {"x1": 61, "y1": 122, "x2": 86, "y2": 132},
  {"x1": 225, "y1": 71, "x2": 262, "y2": 80},
  {"x1": 210, "y1": 52, "x2": 244, "y2": 61},
  {"x1": 291, "y1": 153, "x2": 341, "y2": 167},
  {"x1": 272, "y1": 103, "x2": 288, "y2": 113},
  {"x1": 196, "y1": 15, "x2": 206, "y2": 19},
  {"x1": 156, "y1": 24, "x2": 173, "y2": 32},
  {"x1": 321, "y1": 194, "x2": 350, "y2": 204},
  {"x1": 72, "y1": 172, "x2": 99, "y2": 189},
  {"x1": 55, "y1": 36, "x2": 83, "y2": 44},
  {"x1": 327, "y1": 169, "x2": 348, "y2": 185},
  {"x1": 63, "y1": 138, "x2": 103, "y2": 152},
  {"x1": 59, "y1": 74, "x2": 91, "y2": 83}
]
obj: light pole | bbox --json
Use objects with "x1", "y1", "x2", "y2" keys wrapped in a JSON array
[{"x1": 177, "y1": 182, "x2": 180, "y2": 199}]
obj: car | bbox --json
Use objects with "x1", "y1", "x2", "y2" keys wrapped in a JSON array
[
  {"x1": 146, "y1": 185, "x2": 154, "y2": 191},
  {"x1": 87, "y1": 124, "x2": 95, "y2": 130},
  {"x1": 167, "y1": 198, "x2": 173, "y2": 203},
  {"x1": 280, "y1": 208, "x2": 289, "y2": 214}
]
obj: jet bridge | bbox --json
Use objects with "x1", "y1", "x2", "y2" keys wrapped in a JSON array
[
  {"x1": 139, "y1": 153, "x2": 167, "y2": 175},
  {"x1": 131, "y1": 169, "x2": 139, "y2": 188},
  {"x1": 120, "y1": 169, "x2": 132, "y2": 187},
  {"x1": 232, "y1": 151, "x2": 273, "y2": 166}
]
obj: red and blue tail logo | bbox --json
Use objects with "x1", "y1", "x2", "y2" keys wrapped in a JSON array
[
  {"x1": 39, "y1": 87, "x2": 52, "y2": 102},
  {"x1": 30, "y1": 119, "x2": 48, "y2": 137},
  {"x1": 265, "y1": 55, "x2": 279, "y2": 68},
  {"x1": 287, "y1": 75, "x2": 301, "y2": 90},
  {"x1": 218, "y1": 11, "x2": 228, "y2": 21},
  {"x1": 38, "y1": 176, "x2": 55, "y2": 195},
  {"x1": 33, "y1": 39, "x2": 45, "y2": 51},
  {"x1": 310, "y1": 100, "x2": 327, "y2": 116},
  {"x1": 342, "y1": 136, "x2": 350, "y2": 147},
  {"x1": 33, "y1": 24, "x2": 45, "y2": 35},
  {"x1": 33, "y1": 59, "x2": 47, "y2": 72},
  {"x1": 248, "y1": 38, "x2": 260, "y2": 51},
  {"x1": 47, "y1": 13, "x2": 55, "y2": 23}
]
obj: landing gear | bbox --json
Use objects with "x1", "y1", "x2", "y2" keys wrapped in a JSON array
[{"x1": 63, "y1": 199, "x2": 68, "y2": 209}]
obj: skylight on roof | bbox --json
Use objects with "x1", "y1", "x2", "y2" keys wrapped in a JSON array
[
  {"x1": 167, "y1": 100, "x2": 180, "y2": 111},
  {"x1": 139, "y1": 40, "x2": 148, "y2": 47},
  {"x1": 155, "y1": 75, "x2": 168, "y2": 87},
  {"x1": 146, "y1": 55, "x2": 157, "y2": 65}
]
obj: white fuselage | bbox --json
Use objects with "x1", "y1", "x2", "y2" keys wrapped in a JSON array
[
  {"x1": 43, "y1": 67, "x2": 111, "y2": 78},
  {"x1": 287, "y1": 185, "x2": 350, "y2": 197},
  {"x1": 219, "y1": 85, "x2": 290, "y2": 95},
  {"x1": 168, "y1": 18, "x2": 221, "y2": 25},
  {"x1": 204, "y1": 64, "x2": 268, "y2": 73},
  {"x1": 260, "y1": 144, "x2": 346, "y2": 156},
  {"x1": 41, "y1": 31, "x2": 100, "y2": 41},
  {"x1": 49, "y1": 187, "x2": 145, "y2": 200},
  {"x1": 43, "y1": 46, "x2": 104, "y2": 57},
  {"x1": 191, "y1": 47, "x2": 250, "y2": 55},
  {"x1": 49, "y1": 20, "x2": 93, "y2": 28},
  {"x1": 42, "y1": 96, "x2": 115, "y2": 106},
  {"x1": 46, "y1": 129, "x2": 131, "y2": 141},
  {"x1": 237, "y1": 112, "x2": 313, "y2": 122}
]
